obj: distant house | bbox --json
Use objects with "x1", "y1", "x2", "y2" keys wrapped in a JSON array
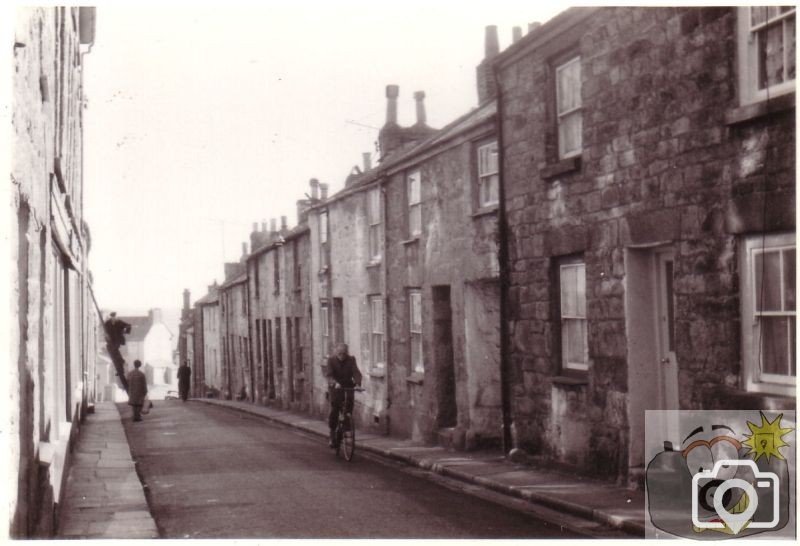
[{"x1": 98, "y1": 308, "x2": 177, "y2": 400}]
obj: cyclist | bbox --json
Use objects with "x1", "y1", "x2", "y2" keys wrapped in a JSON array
[{"x1": 326, "y1": 342, "x2": 362, "y2": 448}]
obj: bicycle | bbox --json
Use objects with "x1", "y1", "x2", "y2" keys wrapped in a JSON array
[{"x1": 332, "y1": 386, "x2": 364, "y2": 461}]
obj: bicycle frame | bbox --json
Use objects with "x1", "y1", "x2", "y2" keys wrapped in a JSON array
[{"x1": 332, "y1": 387, "x2": 363, "y2": 461}]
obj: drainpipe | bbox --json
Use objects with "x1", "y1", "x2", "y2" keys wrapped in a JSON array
[{"x1": 492, "y1": 60, "x2": 514, "y2": 455}]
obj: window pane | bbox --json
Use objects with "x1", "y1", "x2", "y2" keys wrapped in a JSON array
[
  {"x1": 369, "y1": 224, "x2": 380, "y2": 259},
  {"x1": 761, "y1": 316, "x2": 791, "y2": 376},
  {"x1": 369, "y1": 189, "x2": 380, "y2": 223},
  {"x1": 408, "y1": 172, "x2": 420, "y2": 204},
  {"x1": 410, "y1": 204, "x2": 421, "y2": 235},
  {"x1": 411, "y1": 334, "x2": 423, "y2": 371},
  {"x1": 785, "y1": 248, "x2": 796, "y2": 310},
  {"x1": 560, "y1": 265, "x2": 576, "y2": 316},
  {"x1": 758, "y1": 23, "x2": 786, "y2": 89},
  {"x1": 559, "y1": 111, "x2": 582, "y2": 157},
  {"x1": 557, "y1": 58, "x2": 581, "y2": 113},
  {"x1": 478, "y1": 142, "x2": 498, "y2": 176},
  {"x1": 752, "y1": 6, "x2": 767, "y2": 27},
  {"x1": 410, "y1": 293, "x2": 422, "y2": 331},
  {"x1": 576, "y1": 263, "x2": 586, "y2": 316},
  {"x1": 754, "y1": 250, "x2": 782, "y2": 311},
  {"x1": 563, "y1": 319, "x2": 587, "y2": 366}
]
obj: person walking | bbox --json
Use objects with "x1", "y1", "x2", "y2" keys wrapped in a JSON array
[
  {"x1": 104, "y1": 311, "x2": 132, "y2": 391},
  {"x1": 177, "y1": 361, "x2": 191, "y2": 402},
  {"x1": 326, "y1": 343, "x2": 362, "y2": 448},
  {"x1": 127, "y1": 360, "x2": 148, "y2": 422}
]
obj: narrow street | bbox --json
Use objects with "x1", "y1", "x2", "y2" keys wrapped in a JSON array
[{"x1": 120, "y1": 401, "x2": 581, "y2": 539}]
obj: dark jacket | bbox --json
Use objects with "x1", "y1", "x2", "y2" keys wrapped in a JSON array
[
  {"x1": 104, "y1": 318, "x2": 132, "y2": 346},
  {"x1": 325, "y1": 355, "x2": 362, "y2": 389},
  {"x1": 127, "y1": 369, "x2": 148, "y2": 406},
  {"x1": 177, "y1": 365, "x2": 191, "y2": 385}
]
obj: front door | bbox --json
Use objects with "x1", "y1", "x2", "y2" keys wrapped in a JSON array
[
  {"x1": 626, "y1": 245, "x2": 680, "y2": 471},
  {"x1": 654, "y1": 250, "x2": 679, "y2": 411}
]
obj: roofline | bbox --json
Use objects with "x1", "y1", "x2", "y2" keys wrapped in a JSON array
[
  {"x1": 493, "y1": 7, "x2": 600, "y2": 69},
  {"x1": 307, "y1": 102, "x2": 497, "y2": 213}
]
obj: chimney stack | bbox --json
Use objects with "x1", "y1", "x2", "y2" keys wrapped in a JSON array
[
  {"x1": 252, "y1": 222, "x2": 258, "y2": 233},
  {"x1": 362, "y1": 152, "x2": 372, "y2": 172},
  {"x1": 528, "y1": 22, "x2": 541, "y2": 33},
  {"x1": 485, "y1": 25, "x2": 499, "y2": 58},
  {"x1": 261, "y1": 220, "x2": 267, "y2": 232},
  {"x1": 385, "y1": 84, "x2": 399, "y2": 125},
  {"x1": 320, "y1": 183, "x2": 329, "y2": 200},
  {"x1": 477, "y1": 25, "x2": 499, "y2": 105},
  {"x1": 512, "y1": 26, "x2": 522, "y2": 43},
  {"x1": 183, "y1": 289, "x2": 190, "y2": 311},
  {"x1": 280, "y1": 215, "x2": 288, "y2": 231},
  {"x1": 413, "y1": 91, "x2": 427, "y2": 126},
  {"x1": 310, "y1": 178, "x2": 320, "y2": 200},
  {"x1": 149, "y1": 308, "x2": 163, "y2": 324}
]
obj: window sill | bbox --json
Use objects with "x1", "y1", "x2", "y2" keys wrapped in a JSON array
[
  {"x1": 472, "y1": 204, "x2": 499, "y2": 218},
  {"x1": 551, "y1": 374, "x2": 588, "y2": 387},
  {"x1": 406, "y1": 371, "x2": 424, "y2": 385},
  {"x1": 540, "y1": 156, "x2": 581, "y2": 180},
  {"x1": 725, "y1": 92, "x2": 794, "y2": 126},
  {"x1": 401, "y1": 237, "x2": 421, "y2": 246},
  {"x1": 366, "y1": 260, "x2": 382, "y2": 269},
  {"x1": 318, "y1": 266, "x2": 329, "y2": 275},
  {"x1": 368, "y1": 367, "x2": 386, "y2": 379},
  {"x1": 709, "y1": 385, "x2": 795, "y2": 410}
]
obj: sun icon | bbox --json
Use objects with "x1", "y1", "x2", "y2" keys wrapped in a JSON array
[{"x1": 742, "y1": 412, "x2": 793, "y2": 462}]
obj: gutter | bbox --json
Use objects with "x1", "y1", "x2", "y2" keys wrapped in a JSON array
[{"x1": 491, "y1": 62, "x2": 514, "y2": 454}]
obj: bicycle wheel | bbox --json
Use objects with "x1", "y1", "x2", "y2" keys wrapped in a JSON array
[{"x1": 342, "y1": 414, "x2": 355, "y2": 461}]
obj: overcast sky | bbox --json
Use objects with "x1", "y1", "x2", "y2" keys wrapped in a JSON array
[{"x1": 82, "y1": 1, "x2": 570, "y2": 313}]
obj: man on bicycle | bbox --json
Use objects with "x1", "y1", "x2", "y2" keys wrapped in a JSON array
[{"x1": 326, "y1": 342, "x2": 362, "y2": 448}]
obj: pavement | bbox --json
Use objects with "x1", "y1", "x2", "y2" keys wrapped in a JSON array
[
  {"x1": 196, "y1": 398, "x2": 647, "y2": 537},
  {"x1": 56, "y1": 398, "x2": 646, "y2": 538},
  {"x1": 56, "y1": 402, "x2": 158, "y2": 539}
]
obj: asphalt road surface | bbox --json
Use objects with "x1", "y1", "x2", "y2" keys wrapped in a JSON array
[{"x1": 120, "y1": 401, "x2": 584, "y2": 539}]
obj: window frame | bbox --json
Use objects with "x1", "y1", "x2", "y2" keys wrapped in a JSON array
[
  {"x1": 367, "y1": 187, "x2": 383, "y2": 262},
  {"x1": 407, "y1": 170, "x2": 422, "y2": 237},
  {"x1": 555, "y1": 55, "x2": 583, "y2": 160},
  {"x1": 409, "y1": 289, "x2": 424, "y2": 373},
  {"x1": 736, "y1": 6, "x2": 796, "y2": 106},
  {"x1": 558, "y1": 258, "x2": 589, "y2": 372},
  {"x1": 369, "y1": 295, "x2": 386, "y2": 369},
  {"x1": 476, "y1": 140, "x2": 499, "y2": 208},
  {"x1": 320, "y1": 301, "x2": 330, "y2": 358},
  {"x1": 319, "y1": 210, "x2": 329, "y2": 269},
  {"x1": 740, "y1": 232, "x2": 796, "y2": 395}
]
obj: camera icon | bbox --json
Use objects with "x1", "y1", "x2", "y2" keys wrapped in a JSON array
[{"x1": 691, "y1": 459, "x2": 780, "y2": 535}]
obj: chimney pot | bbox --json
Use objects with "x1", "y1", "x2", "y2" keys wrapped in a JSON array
[
  {"x1": 280, "y1": 216, "x2": 288, "y2": 230},
  {"x1": 261, "y1": 221, "x2": 267, "y2": 232},
  {"x1": 484, "y1": 25, "x2": 499, "y2": 58},
  {"x1": 413, "y1": 91, "x2": 427, "y2": 125},
  {"x1": 320, "y1": 183, "x2": 329, "y2": 200},
  {"x1": 310, "y1": 178, "x2": 320, "y2": 200},
  {"x1": 270, "y1": 218, "x2": 277, "y2": 233},
  {"x1": 183, "y1": 289, "x2": 190, "y2": 310},
  {"x1": 362, "y1": 152, "x2": 372, "y2": 172},
  {"x1": 385, "y1": 84, "x2": 399, "y2": 125},
  {"x1": 512, "y1": 26, "x2": 522, "y2": 43}
]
